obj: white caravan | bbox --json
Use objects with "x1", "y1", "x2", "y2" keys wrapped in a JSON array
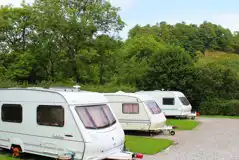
[
  {"x1": 104, "y1": 92, "x2": 175, "y2": 135},
  {"x1": 0, "y1": 88, "x2": 143, "y2": 160},
  {"x1": 136, "y1": 90, "x2": 196, "y2": 119}
]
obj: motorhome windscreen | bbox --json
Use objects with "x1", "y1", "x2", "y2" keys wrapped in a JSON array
[
  {"x1": 75, "y1": 105, "x2": 116, "y2": 129},
  {"x1": 145, "y1": 100, "x2": 161, "y2": 114},
  {"x1": 179, "y1": 97, "x2": 190, "y2": 106}
]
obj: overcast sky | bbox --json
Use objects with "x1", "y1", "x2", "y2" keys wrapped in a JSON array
[{"x1": 1, "y1": 0, "x2": 239, "y2": 39}]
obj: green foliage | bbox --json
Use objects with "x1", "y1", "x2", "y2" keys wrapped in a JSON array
[
  {"x1": 138, "y1": 45, "x2": 195, "y2": 90},
  {"x1": 200, "y1": 99, "x2": 239, "y2": 116},
  {"x1": 81, "y1": 83, "x2": 136, "y2": 92},
  {"x1": 128, "y1": 21, "x2": 235, "y2": 54},
  {"x1": 118, "y1": 35, "x2": 166, "y2": 85},
  {"x1": 200, "y1": 115, "x2": 239, "y2": 119},
  {"x1": 188, "y1": 63, "x2": 239, "y2": 110},
  {"x1": 0, "y1": 1, "x2": 238, "y2": 116},
  {"x1": 0, "y1": 1, "x2": 124, "y2": 83},
  {"x1": 232, "y1": 32, "x2": 239, "y2": 54}
]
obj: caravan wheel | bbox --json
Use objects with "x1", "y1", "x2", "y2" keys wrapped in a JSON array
[
  {"x1": 170, "y1": 130, "x2": 175, "y2": 136},
  {"x1": 11, "y1": 145, "x2": 21, "y2": 157}
]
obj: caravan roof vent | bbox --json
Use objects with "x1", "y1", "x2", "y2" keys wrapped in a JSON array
[
  {"x1": 49, "y1": 85, "x2": 81, "y2": 92},
  {"x1": 73, "y1": 85, "x2": 81, "y2": 90},
  {"x1": 116, "y1": 91, "x2": 125, "y2": 94}
]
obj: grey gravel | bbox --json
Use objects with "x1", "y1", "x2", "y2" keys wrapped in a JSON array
[{"x1": 143, "y1": 118, "x2": 239, "y2": 160}]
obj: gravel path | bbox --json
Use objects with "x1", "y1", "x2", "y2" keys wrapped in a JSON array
[{"x1": 143, "y1": 118, "x2": 239, "y2": 160}]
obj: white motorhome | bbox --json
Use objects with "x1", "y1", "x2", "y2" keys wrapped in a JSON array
[
  {"x1": 0, "y1": 88, "x2": 143, "y2": 160},
  {"x1": 104, "y1": 91, "x2": 175, "y2": 135},
  {"x1": 136, "y1": 90, "x2": 196, "y2": 119}
]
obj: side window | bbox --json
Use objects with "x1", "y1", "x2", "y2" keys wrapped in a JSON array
[
  {"x1": 163, "y1": 98, "x2": 175, "y2": 105},
  {"x1": 1, "y1": 104, "x2": 22, "y2": 123},
  {"x1": 122, "y1": 103, "x2": 139, "y2": 114},
  {"x1": 37, "y1": 105, "x2": 64, "y2": 127}
]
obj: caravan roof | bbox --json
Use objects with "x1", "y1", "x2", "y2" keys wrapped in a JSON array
[
  {"x1": 0, "y1": 88, "x2": 107, "y2": 105},
  {"x1": 104, "y1": 91, "x2": 153, "y2": 102},
  {"x1": 137, "y1": 90, "x2": 186, "y2": 97}
]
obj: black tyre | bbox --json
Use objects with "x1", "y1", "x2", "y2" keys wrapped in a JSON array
[{"x1": 170, "y1": 130, "x2": 175, "y2": 136}]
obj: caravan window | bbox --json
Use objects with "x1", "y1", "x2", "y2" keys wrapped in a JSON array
[
  {"x1": 163, "y1": 98, "x2": 175, "y2": 105},
  {"x1": 122, "y1": 103, "x2": 139, "y2": 114},
  {"x1": 37, "y1": 105, "x2": 64, "y2": 127},
  {"x1": 1, "y1": 104, "x2": 22, "y2": 123},
  {"x1": 76, "y1": 105, "x2": 116, "y2": 129},
  {"x1": 145, "y1": 101, "x2": 161, "y2": 114},
  {"x1": 179, "y1": 97, "x2": 190, "y2": 106}
]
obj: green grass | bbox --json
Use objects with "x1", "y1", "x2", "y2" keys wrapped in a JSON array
[
  {"x1": 166, "y1": 119, "x2": 200, "y2": 130},
  {"x1": 0, "y1": 151, "x2": 51, "y2": 160},
  {"x1": 200, "y1": 115, "x2": 239, "y2": 119},
  {"x1": 0, "y1": 154, "x2": 18, "y2": 160},
  {"x1": 125, "y1": 135, "x2": 173, "y2": 155}
]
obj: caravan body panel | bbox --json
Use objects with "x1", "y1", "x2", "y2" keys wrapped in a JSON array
[
  {"x1": 136, "y1": 90, "x2": 193, "y2": 117},
  {"x1": 0, "y1": 88, "x2": 129, "y2": 160},
  {"x1": 104, "y1": 92, "x2": 166, "y2": 132}
]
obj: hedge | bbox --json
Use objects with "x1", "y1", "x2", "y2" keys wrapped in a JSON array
[{"x1": 200, "y1": 99, "x2": 239, "y2": 116}]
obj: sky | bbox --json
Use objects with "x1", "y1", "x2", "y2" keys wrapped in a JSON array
[{"x1": 1, "y1": 0, "x2": 239, "y2": 39}]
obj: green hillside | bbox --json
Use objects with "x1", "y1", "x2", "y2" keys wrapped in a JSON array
[{"x1": 197, "y1": 51, "x2": 239, "y2": 78}]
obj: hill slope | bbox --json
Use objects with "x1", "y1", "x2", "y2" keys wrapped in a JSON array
[{"x1": 197, "y1": 51, "x2": 239, "y2": 78}]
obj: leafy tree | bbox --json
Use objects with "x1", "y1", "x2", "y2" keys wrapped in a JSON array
[
  {"x1": 0, "y1": 6, "x2": 33, "y2": 53},
  {"x1": 30, "y1": 0, "x2": 124, "y2": 83},
  {"x1": 117, "y1": 35, "x2": 166, "y2": 85},
  {"x1": 191, "y1": 63, "x2": 239, "y2": 108},
  {"x1": 137, "y1": 45, "x2": 195, "y2": 91},
  {"x1": 232, "y1": 32, "x2": 239, "y2": 54},
  {"x1": 92, "y1": 35, "x2": 122, "y2": 84}
]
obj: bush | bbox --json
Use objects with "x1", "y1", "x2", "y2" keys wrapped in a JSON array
[
  {"x1": 189, "y1": 63, "x2": 239, "y2": 109},
  {"x1": 200, "y1": 99, "x2": 239, "y2": 116},
  {"x1": 81, "y1": 83, "x2": 136, "y2": 92}
]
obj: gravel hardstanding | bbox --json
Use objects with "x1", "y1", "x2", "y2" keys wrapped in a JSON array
[{"x1": 143, "y1": 118, "x2": 239, "y2": 160}]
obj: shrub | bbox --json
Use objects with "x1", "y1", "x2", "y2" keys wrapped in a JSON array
[
  {"x1": 200, "y1": 99, "x2": 239, "y2": 116},
  {"x1": 189, "y1": 63, "x2": 239, "y2": 109},
  {"x1": 81, "y1": 83, "x2": 136, "y2": 92}
]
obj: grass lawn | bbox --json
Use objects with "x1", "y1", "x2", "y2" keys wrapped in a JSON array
[
  {"x1": 0, "y1": 151, "x2": 50, "y2": 160},
  {"x1": 166, "y1": 119, "x2": 200, "y2": 130},
  {"x1": 0, "y1": 154, "x2": 18, "y2": 160},
  {"x1": 200, "y1": 115, "x2": 239, "y2": 119},
  {"x1": 125, "y1": 135, "x2": 173, "y2": 155}
]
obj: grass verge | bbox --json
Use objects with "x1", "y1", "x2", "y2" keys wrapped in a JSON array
[
  {"x1": 0, "y1": 153, "x2": 18, "y2": 160},
  {"x1": 125, "y1": 135, "x2": 173, "y2": 155},
  {"x1": 166, "y1": 119, "x2": 200, "y2": 130},
  {"x1": 0, "y1": 151, "x2": 50, "y2": 160},
  {"x1": 200, "y1": 115, "x2": 239, "y2": 119}
]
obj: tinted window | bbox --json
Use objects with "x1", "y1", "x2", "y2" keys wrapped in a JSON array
[
  {"x1": 145, "y1": 100, "x2": 161, "y2": 114},
  {"x1": 75, "y1": 105, "x2": 116, "y2": 129},
  {"x1": 37, "y1": 105, "x2": 64, "y2": 127},
  {"x1": 1, "y1": 104, "x2": 22, "y2": 123},
  {"x1": 122, "y1": 103, "x2": 139, "y2": 114},
  {"x1": 163, "y1": 98, "x2": 175, "y2": 105},
  {"x1": 179, "y1": 97, "x2": 190, "y2": 106}
]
